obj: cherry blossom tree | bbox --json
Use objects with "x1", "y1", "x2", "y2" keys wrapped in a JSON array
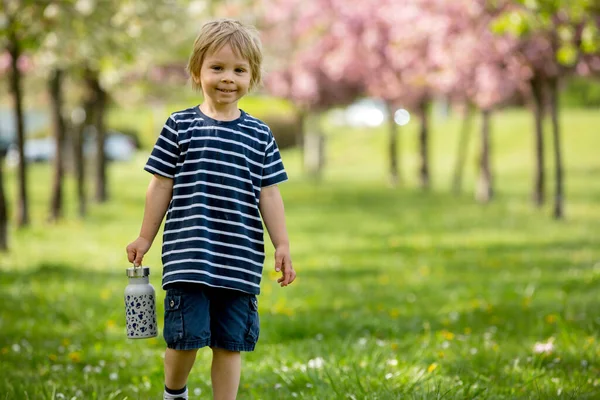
[{"x1": 256, "y1": 0, "x2": 365, "y2": 177}]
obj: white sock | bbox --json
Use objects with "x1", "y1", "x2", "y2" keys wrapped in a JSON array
[{"x1": 164, "y1": 387, "x2": 188, "y2": 399}]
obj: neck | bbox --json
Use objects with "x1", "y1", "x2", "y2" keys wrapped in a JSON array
[{"x1": 199, "y1": 102, "x2": 241, "y2": 121}]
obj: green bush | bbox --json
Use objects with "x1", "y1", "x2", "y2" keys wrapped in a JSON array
[
  {"x1": 562, "y1": 77, "x2": 600, "y2": 108},
  {"x1": 260, "y1": 113, "x2": 302, "y2": 150}
]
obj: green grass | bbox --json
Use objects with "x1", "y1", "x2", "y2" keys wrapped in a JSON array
[{"x1": 1, "y1": 107, "x2": 599, "y2": 399}]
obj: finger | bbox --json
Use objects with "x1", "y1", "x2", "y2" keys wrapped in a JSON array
[
  {"x1": 274, "y1": 253, "x2": 283, "y2": 272},
  {"x1": 127, "y1": 247, "x2": 135, "y2": 263},
  {"x1": 280, "y1": 260, "x2": 293, "y2": 286},
  {"x1": 134, "y1": 251, "x2": 144, "y2": 267},
  {"x1": 288, "y1": 269, "x2": 296, "y2": 285}
]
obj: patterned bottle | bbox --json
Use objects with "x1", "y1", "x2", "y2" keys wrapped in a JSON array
[{"x1": 124, "y1": 265, "x2": 158, "y2": 339}]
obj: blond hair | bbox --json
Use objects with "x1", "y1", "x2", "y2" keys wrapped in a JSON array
[{"x1": 187, "y1": 18, "x2": 263, "y2": 92}]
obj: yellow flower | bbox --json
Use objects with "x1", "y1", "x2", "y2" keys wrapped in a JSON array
[
  {"x1": 441, "y1": 330, "x2": 455, "y2": 340},
  {"x1": 106, "y1": 320, "x2": 116, "y2": 328},
  {"x1": 68, "y1": 351, "x2": 81, "y2": 363},
  {"x1": 389, "y1": 309, "x2": 400, "y2": 319},
  {"x1": 437, "y1": 351, "x2": 445, "y2": 359},
  {"x1": 545, "y1": 314, "x2": 558, "y2": 324},
  {"x1": 391, "y1": 343, "x2": 398, "y2": 351},
  {"x1": 49, "y1": 354, "x2": 58, "y2": 362},
  {"x1": 100, "y1": 288, "x2": 111, "y2": 300},
  {"x1": 62, "y1": 338, "x2": 70, "y2": 347},
  {"x1": 464, "y1": 327, "x2": 472, "y2": 335},
  {"x1": 427, "y1": 363, "x2": 438, "y2": 373}
]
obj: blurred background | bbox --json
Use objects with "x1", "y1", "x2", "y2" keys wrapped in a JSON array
[{"x1": 1, "y1": 0, "x2": 600, "y2": 398}]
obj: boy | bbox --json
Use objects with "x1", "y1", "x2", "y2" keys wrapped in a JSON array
[{"x1": 125, "y1": 18, "x2": 295, "y2": 400}]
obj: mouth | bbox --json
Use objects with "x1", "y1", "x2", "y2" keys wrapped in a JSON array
[{"x1": 218, "y1": 89, "x2": 236, "y2": 93}]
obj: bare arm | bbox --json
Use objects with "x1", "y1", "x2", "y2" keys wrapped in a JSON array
[
  {"x1": 126, "y1": 174, "x2": 173, "y2": 266},
  {"x1": 259, "y1": 185, "x2": 296, "y2": 287}
]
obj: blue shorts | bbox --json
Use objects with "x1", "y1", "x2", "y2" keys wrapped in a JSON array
[{"x1": 163, "y1": 283, "x2": 259, "y2": 352}]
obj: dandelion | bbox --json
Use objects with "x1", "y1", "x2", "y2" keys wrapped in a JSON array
[
  {"x1": 386, "y1": 359, "x2": 398, "y2": 366},
  {"x1": 49, "y1": 354, "x2": 58, "y2": 362},
  {"x1": 389, "y1": 309, "x2": 400, "y2": 318},
  {"x1": 533, "y1": 338, "x2": 555, "y2": 354},
  {"x1": 68, "y1": 352, "x2": 81, "y2": 363},
  {"x1": 106, "y1": 320, "x2": 116, "y2": 329},
  {"x1": 11, "y1": 343, "x2": 21, "y2": 353},
  {"x1": 308, "y1": 357, "x2": 325, "y2": 369},
  {"x1": 441, "y1": 330, "x2": 455, "y2": 340},
  {"x1": 109, "y1": 372, "x2": 118, "y2": 381},
  {"x1": 357, "y1": 338, "x2": 367, "y2": 346},
  {"x1": 306, "y1": 383, "x2": 313, "y2": 388},
  {"x1": 427, "y1": 363, "x2": 438, "y2": 373},
  {"x1": 194, "y1": 388, "x2": 202, "y2": 396},
  {"x1": 470, "y1": 348, "x2": 478, "y2": 355},
  {"x1": 385, "y1": 373, "x2": 394, "y2": 380},
  {"x1": 545, "y1": 314, "x2": 558, "y2": 324},
  {"x1": 274, "y1": 383, "x2": 282, "y2": 390}
]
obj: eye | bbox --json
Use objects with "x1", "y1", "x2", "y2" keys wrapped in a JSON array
[
  {"x1": 211, "y1": 66, "x2": 222, "y2": 71},
  {"x1": 235, "y1": 68, "x2": 247, "y2": 73}
]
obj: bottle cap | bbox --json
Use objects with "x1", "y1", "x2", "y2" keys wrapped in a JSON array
[{"x1": 126, "y1": 265, "x2": 150, "y2": 278}]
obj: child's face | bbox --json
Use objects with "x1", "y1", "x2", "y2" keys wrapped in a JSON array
[{"x1": 196, "y1": 43, "x2": 251, "y2": 110}]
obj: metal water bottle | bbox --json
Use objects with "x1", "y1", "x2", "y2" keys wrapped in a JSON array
[{"x1": 124, "y1": 265, "x2": 158, "y2": 339}]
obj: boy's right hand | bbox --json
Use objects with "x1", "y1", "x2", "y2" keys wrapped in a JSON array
[{"x1": 126, "y1": 237, "x2": 152, "y2": 266}]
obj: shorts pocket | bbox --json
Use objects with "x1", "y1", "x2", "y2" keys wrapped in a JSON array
[
  {"x1": 246, "y1": 296, "x2": 260, "y2": 342},
  {"x1": 163, "y1": 293, "x2": 184, "y2": 344}
]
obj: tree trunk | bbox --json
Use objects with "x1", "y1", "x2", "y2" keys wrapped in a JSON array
[
  {"x1": 476, "y1": 109, "x2": 493, "y2": 203},
  {"x1": 530, "y1": 76, "x2": 546, "y2": 207},
  {"x1": 417, "y1": 101, "x2": 430, "y2": 190},
  {"x1": 451, "y1": 103, "x2": 473, "y2": 194},
  {"x1": 548, "y1": 77, "x2": 565, "y2": 219},
  {"x1": 72, "y1": 67, "x2": 99, "y2": 217},
  {"x1": 7, "y1": 30, "x2": 29, "y2": 227},
  {"x1": 296, "y1": 110, "x2": 306, "y2": 172},
  {"x1": 0, "y1": 155, "x2": 8, "y2": 251},
  {"x1": 386, "y1": 102, "x2": 400, "y2": 187},
  {"x1": 303, "y1": 111, "x2": 325, "y2": 180},
  {"x1": 49, "y1": 68, "x2": 66, "y2": 222},
  {"x1": 73, "y1": 114, "x2": 87, "y2": 217},
  {"x1": 92, "y1": 77, "x2": 108, "y2": 203}
]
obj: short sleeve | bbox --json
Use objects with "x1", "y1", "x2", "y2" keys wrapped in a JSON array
[
  {"x1": 261, "y1": 131, "x2": 288, "y2": 187},
  {"x1": 144, "y1": 116, "x2": 179, "y2": 178}
]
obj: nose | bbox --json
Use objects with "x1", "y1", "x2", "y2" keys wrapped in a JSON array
[{"x1": 221, "y1": 75, "x2": 234, "y2": 84}]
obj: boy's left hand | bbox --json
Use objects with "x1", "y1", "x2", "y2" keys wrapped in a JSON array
[{"x1": 274, "y1": 245, "x2": 295, "y2": 287}]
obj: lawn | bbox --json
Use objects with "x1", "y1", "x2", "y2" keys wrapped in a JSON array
[{"x1": 0, "y1": 106, "x2": 599, "y2": 399}]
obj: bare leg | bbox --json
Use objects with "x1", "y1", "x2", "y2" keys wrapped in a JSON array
[
  {"x1": 211, "y1": 347, "x2": 241, "y2": 400},
  {"x1": 164, "y1": 348, "x2": 198, "y2": 390}
]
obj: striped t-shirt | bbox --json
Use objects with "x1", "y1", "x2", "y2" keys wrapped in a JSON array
[{"x1": 144, "y1": 106, "x2": 288, "y2": 294}]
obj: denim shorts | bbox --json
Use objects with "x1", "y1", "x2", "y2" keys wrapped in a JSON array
[{"x1": 163, "y1": 283, "x2": 259, "y2": 352}]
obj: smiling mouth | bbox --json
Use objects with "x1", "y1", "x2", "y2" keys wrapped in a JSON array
[{"x1": 218, "y1": 89, "x2": 236, "y2": 93}]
